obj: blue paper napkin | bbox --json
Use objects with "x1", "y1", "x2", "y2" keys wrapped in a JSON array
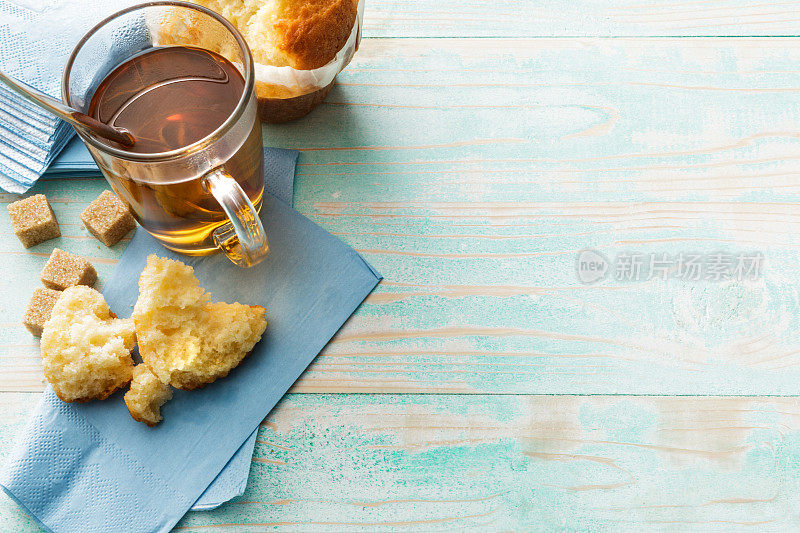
[
  {"x1": 1, "y1": 193, "x2": 382, "y2": 532},
  {"x1": 191, "y1": 145, "x2": 297, "y2": 511},
  {"x1": 42, "y1": 137, "x2": 98, "y2": 177}
]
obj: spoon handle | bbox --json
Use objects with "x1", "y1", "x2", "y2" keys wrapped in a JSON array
[{"x1": 0, "y1": 70, "x2": 134, "y2": 147}]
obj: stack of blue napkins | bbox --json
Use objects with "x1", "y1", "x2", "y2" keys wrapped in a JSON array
[
  {"x1": 43, "y1": 137, "x2": 101, "y2": 177},
  {"x1": 0, "y1": 0, "x2": 135, "y2": 192}
]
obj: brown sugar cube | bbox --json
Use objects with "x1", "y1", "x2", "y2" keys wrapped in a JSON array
[
  {"x1": 40, "y1": 248, "x2": 97, "y2": 290},
  {"x1": 23, "y1": 287, "x2": 62, "y2": 336},
  {"x1": 80, "y1": 190, "x2": 136, "y2": 246},
  {"x1": 6, "y1": 194, "x2": 61, "y2": 248}
]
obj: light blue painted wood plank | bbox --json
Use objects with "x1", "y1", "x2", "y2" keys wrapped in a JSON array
[
  {"x1": 274, "y1": 38, "x2": 800, "y2": 394},
  {"x1": 3, "y1": 392, "x2": 800, "y2": 531},
  {"x1": 363, "y1": 1, "x2": 800, "y2": 38}
]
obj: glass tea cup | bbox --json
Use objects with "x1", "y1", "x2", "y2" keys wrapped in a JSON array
[{"x1": 62, "y1": 1, "x2": 268, "y2": 267}]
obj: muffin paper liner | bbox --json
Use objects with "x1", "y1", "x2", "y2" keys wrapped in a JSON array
[{"x1": 252, "y1": 0, "x2": 364, "y2": 98}]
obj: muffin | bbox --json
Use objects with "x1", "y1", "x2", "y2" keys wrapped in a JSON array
[
  {"x1": 197, "y1": 0, "x2": 357, "y2": 71},
  {"x1": 160, "y1": 0, "x2": 361, "y2": 122}
]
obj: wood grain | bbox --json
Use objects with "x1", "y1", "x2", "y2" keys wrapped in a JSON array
[
  {"x1": 363, "y1": 1, "x2": 800, "y2": 37},
  {"x1": 4, "y1": 393, "x2": 800, "y2": 531},
  {"x1": 4, "y1": 38, "x2": 800, "y2": 394},
  {"x1": 3, "y1": 2, "x2": 800, "y2": 531}
]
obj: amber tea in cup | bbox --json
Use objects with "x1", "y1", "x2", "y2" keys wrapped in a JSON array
[
  {"x1": 89, "y1": 46, "x2": 246, "y2": 155},
  {"x1": 63, "y1": 2, "x2": 269, "y2": 267},
  {"x1": 87, "y1": 46, "x2": 264, "y2": 254}
]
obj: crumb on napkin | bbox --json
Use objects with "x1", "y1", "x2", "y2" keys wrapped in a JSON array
[{"x1": 125, "y1": 365, "x2": 173, "y2": 427}]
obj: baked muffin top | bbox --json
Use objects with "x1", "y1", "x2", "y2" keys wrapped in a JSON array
[{"x1": 196, "y1": 0, "x2": 358, "y2": 70}]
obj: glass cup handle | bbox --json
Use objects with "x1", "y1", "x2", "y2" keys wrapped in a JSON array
[{"x1": 202, "y1": 168, "x2": 269, "y2": 268}]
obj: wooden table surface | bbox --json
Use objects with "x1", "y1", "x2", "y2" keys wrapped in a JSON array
[{"x1": 4, "y1": 1, "x2": 800, "y2": 530}]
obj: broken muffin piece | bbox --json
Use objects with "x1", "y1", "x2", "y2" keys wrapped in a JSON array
[
  {"x1": 41, "y1": 285, "x2": 135, "y2": 402},
  {"x1": 125, "y1": 365, "x2": 173, "y2": 426},
  {"x1": 133, "y1": 255, "x2": 267, "y2": 390}
]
